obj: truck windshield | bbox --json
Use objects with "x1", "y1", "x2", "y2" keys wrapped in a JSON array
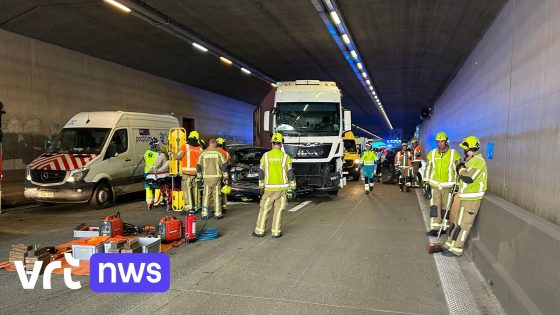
[
  {"x1": 48, "y1": 128, "x2": 110, "y2": 154},
  {"x1": 275, "y1": 102, "x2": 340, "y2": 136},
  {"x1": 344, "y1": 140, "x2": 357, "y2": 153}
]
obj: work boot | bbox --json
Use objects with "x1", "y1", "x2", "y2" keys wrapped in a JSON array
[
  {"x1": 252, "y1": 231, "x2": 264, "y2": 237},
  {"x1": 272, "y1": 233, "x2": 282, "y2": 238},
  {"x1": 369, "y1": 183, "x2": 374, "y2": 191},
  {"x1": 440, "y1": 249, "x2": 458, "y2": 257},
  {"x1": 215, "y1": 215, "x2": 224, "y2": 220},
  {"x1": 365, "y1": 190, "x2": 369, "y2": 195}
]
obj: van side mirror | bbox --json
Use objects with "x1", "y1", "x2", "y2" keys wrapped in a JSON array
[
  {"x1": 105, "y1": 144, "x2": 117, "y2": 159},
  {"x1": 263, "y1": 111, "x2": 270, "y2": 132},
  {"x1": 344, "y1": 110, "x2": 352, "y2": 132}
]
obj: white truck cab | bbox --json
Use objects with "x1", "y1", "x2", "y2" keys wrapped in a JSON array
[
  {"x1": 24, "y1": 111, "x2": 179, "y2": 208},
  {"x1": 264, "y1": 80, "x2": 351, "y2": 195}
]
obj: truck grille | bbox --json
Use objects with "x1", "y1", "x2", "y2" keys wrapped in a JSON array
[
  {"x1": 30, "y1": 170, "x2": 67, "y2": 184},
  {"x1": 284, "y1": 143, "x2": 332, "y2": 159},
  {"x1": 344, "y1": 159, "x2": 354, "y2": 168}
]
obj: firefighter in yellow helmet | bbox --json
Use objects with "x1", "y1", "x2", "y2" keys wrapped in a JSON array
[
  {"x1": 253, "y1": 133, "x2": 296, "y2": 238},
  {"x1": 216, "y1": 137, "x2": 232, "y2": 213},
  {"x1": 197, "y1": 138, "x2": 228, "y2": 219},
  {"x1": 424, "y1": 132, "x2": 460, "y2": 234},
  {"x1": 172, "y1": 130, "x2": 202, "y2": 212},
  {"x1": 442, "y1": 136, "x2": 487, "y2": 257}
]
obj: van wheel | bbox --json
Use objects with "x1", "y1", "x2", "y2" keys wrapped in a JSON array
[{"x1": 90, "y1": 182, "x2": 112, "y2": 209}]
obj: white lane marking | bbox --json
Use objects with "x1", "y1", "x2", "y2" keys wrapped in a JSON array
[
  {"x1": 227, "y1": 201, "x2": 253, "y2": 205},
  {"x1": 288, "y1": 201, "x2": 312, "y2": 212},
  {"x1": 415, "y1": 190, "x2": 481, "y2": 315}
]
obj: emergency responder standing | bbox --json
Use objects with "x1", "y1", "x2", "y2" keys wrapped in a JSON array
[
  {"x1": 395, "y1": 142, "x2": 413, "y2": 191},
  {"x1": 197, "y1": 138, "x2": 228, "y2": 219},
  {"x1": 424, "y1": 132, "x2": 460, "y2": 235},
  {"x1": 442, "y1": 136, "x2": 487, "y2": 257},
  {"x1": 173, "y1": 131, "x2": 202, "y2": 212},
  {"x1": 216, "y1": 137, "x2": 231, "y2": 214},
  {"x1": 411, "y1": 139, "x2": 423, "y2": 187},
  {"x1": 360, "y1": 142, "x2": 378, "y2": 194},
  {"x1": 144, "y1": 138, "x2": 162, "y2": 209},
  {"x1": 253, "y1": 133, "x2": 296, "y2": 238}
]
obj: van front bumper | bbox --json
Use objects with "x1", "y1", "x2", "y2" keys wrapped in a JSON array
[{"x1": 24, "y1": 181, "x2": 95, "y2": 203}]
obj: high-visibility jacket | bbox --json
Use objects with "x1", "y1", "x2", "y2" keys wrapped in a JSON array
[
  {"x1": 425, "y1": 148, "x2": 460, "y2": 188},
  {"x1": 258, "y1": 148, "x2": 296, "y2": 192},
  {"x1": 217, "y1": 147, "x2": 231, "y2": 163},
  {"x1": 395, "y1": 150, "x2": 412, "y2": 167},
  {"x1": 360, "y1": 150, "x2": 378, "y2": 167},
  {"x1": 413, "y1": 145, "x2": 423, "y2": 162},
  {"x1": 458, "y1": 154, "x2": 487, "y2": 200},
  {"x1": 144, "y1": 149, "x2": 159, "y2": 173},
  {"x1": 180, "y1": 143, "x2": 202, "y2": 175},
  {"x1": 197, "y1": 148, "x2": 228, "y2": 179}
]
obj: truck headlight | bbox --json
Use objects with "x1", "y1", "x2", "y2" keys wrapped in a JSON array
[
  {"x1": 67, "y1": 168, "x2": 88, "y2": 183},
  {"x1": 354, "y1": 159, "x2": 360, "y2": 165},
  {"x1": 26, "y1": 169, "x2": 32, "y2": 181}
]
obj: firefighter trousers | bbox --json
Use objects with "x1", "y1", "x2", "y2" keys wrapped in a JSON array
[
  {"x1": 411, "y1": 161, "x2": 421, "y2": 185},
  {"x1": 181, "y1": 174, "x2": 199, "y2": 211},
  {"x1": 430, "y1": 187, "x2": 452, "y2": 230},
  {"x1": 445, "y1": 199, "x2": 481, "y2": 256},
  {"x1": 202, "y1": 178, "x2": 222, "y2": 218},
  {"x1": 255, "y1": 190, "x2": 287, "y2": 236}
]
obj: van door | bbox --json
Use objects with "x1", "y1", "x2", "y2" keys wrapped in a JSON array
[{"x1": 105, "y1": 128, "x2": 136, "y2": 195}]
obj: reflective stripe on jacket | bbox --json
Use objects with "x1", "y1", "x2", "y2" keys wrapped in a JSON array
[
  {"x1": 197, "y1": 148, "x2": 228, "y2": 179},
  {"x1": 181, "y1": 144, "x2": 202, "y2": 175},
  {"x1": 360, "y1": 150, "x2": 378, "y2": 166},
  {"x1": 425, "y1": 148, "x2": 460, "y2": 188},
  {"x1": 259, "y1": 148, "x2": 296, "y2": 191},
  {"x1": 458, "y1": 154, "x2": 487, "y2": 200}
]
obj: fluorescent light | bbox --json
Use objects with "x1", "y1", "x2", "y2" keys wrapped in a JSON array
[
  {"x1": 241, "y1": 67, "x2": 251, "y2": 75},
  {"x1": 361, "y1": 72, "x2": 367, "y2": 79},
  {"x1": 192, "y1": 42, "x2": 208, "y2": 52},
  {"x1": 219, "y1": 56, "x2": 232, "y2": 65},
  {"x1": 303, "y1": 104, "x2": 309, "y2": 111},
  {"x1": 330, "y1": 11, "x2": 341, "y2": 25},
  {"x1": 271, "y1": 83, "x2": 277, "y2": 88},
  {"x1": 350, "y1": 50, "x2": 357, "y2": 59},
  {"x1": 372, "y1": 91, "x2": 376, "y2": 96},
  {"x1": 357, "y1": 62, "x2": 363, "y2": 70},
  {"x1": 341, "y1": 34, "x2": 350, "y2": 45},
  {"x1": 103, "y1": 0, "x2": 131, "y2": 13},
  {"x1": 369, "y1": 86, "x2": 373, "y2": 91},
  {"x1": 365, "y1": 79, "x2": 371, "y2": 85}
]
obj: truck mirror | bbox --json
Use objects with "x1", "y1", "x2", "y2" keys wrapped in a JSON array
[
  {"x1": 344, "y1": 110, "x2": 352, "y2": 131},
  {"x1": 263, "y1": 111, "x2": 270, "y2": 132}
]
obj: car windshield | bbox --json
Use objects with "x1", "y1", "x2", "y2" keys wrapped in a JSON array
[
  {"x1": 275, "y1": 102, "x2": 340, "y2": 136},
  {"x1": 344, "y1": 140, "x2": 357, "y2": 153},
  {"x1": 48, "y1": 128, "x2": 110, "y2": 154},
  {"x1": 234, "y1": 148, "x2": 267, "y2": 165}
]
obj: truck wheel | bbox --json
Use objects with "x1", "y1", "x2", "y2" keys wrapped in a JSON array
[
  {"x1": 90, "y1": 182, "x2": 112, "y2": 209},
  {"x1": 352, "y1": 171, "x2": 360, "y2": 181},
  {"x1": 328, "y1": 190, "x2": 339, "y2": 196}
]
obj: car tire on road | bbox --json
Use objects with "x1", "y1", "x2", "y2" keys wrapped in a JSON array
[{"x1": 89, "y1": 182, "x2": 112, "y2": 209}]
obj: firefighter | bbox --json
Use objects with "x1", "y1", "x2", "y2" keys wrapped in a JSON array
[
  {"x1": 411, "y1": 139, "x2": 423, "y2": 187},
  {"x1": 144, "y1": 138, "x2": 162, "y2": 209},
  {"x1": 360, "y1": 142, "x2": 378, "y2": 194},
  {"x1": 216, "y1": 137, "x2": 232, "y2": 214},
  {"x1": 197, "y1": 138, "x2": 229, "y2": 219},
  {"x1": 173, "y1": 131, "x2": 202, "y2": 212},
  {"x1": 253, "y1": 133, "x2": 296, "y2": 238},
  {"x1": 424, "y1": 132, "x2": 460, "y2": 234},
  {"x1": 395, "y1": 142, "x2": 413, "y2": 191},
  {"x1": 442, "y1": 136, "x2": 487, "y2": 257}
]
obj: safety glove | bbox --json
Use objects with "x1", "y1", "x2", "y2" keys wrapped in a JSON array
[{"x1": 456, "y1": 162, "x2": 466, "y2": 173}]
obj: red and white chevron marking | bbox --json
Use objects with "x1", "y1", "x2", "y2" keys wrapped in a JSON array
[{"x1": 27, "y1": 154, "x2": 97, "y2": 171}]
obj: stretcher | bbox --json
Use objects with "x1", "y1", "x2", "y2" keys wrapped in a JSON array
[{"x1": 168, "y1": 128, "x2": 187, "y2": 211}]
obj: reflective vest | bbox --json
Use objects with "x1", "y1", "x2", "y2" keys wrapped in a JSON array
[
  {"x1": 144, "y1": 149, "x2": 158, "y2": 173},
  {"x1": 260, "y1": 148, "x2": 295, "y2": 191},
  {"x1": 395, "y1": 150, "x2": 412, "y2": 167},
  {"x1": 197, "y1": 148, "x2": 227, "y2": 179},
  {"x1": 458, "y1": 154, "x2": 487, "y2": 200},
  {"x1": 180, "y1": 143, "x2": 202, "y2": 175},
  {"x1": 360, "y1": 150, "x2": 378, "y2": 167},
  {"x1": 413, "y1": 145, "x2": 423, "y2": 162},
  {"x1": 425, "y1": 148, "x2": 460, "y2": 188},
  {"x1": 218, "y1": 147, "x2": 231, "y2": 163}
]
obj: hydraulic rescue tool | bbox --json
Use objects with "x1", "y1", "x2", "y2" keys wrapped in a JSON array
[
  {"x1": 156, "y1": 215, "x2": 183, "y2": 243},
  {"x1": 100, "y1": 212, "x2": 124, "y2": 237}
]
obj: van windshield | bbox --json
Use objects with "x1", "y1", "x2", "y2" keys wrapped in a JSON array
[{"x1": 48, "y1": 128, "x2": 111, "y2": 154}]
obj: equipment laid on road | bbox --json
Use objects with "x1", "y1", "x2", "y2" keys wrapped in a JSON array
[
  {"x1": 99, "y1": 212, "x2": 124, "y2": 237},
  {"x1": 156, "y1": 215, "x2": 183, "y2": 243}
]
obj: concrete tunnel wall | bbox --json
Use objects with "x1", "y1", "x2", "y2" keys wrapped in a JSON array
[
  {"x1": 0, "y1": 28, "x2": 254, "y2": 179},
  {"x1": 420, "y1": 1, "x2": 560, "y2": 314}
]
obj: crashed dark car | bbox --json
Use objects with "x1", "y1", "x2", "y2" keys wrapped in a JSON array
[{"x1": 227, "y1": 145, "x2": 267, "y2": 198}]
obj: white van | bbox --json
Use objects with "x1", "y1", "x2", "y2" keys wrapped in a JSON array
[{"x1": 24, "y1": 111, "x2": 179, "y2": 209}]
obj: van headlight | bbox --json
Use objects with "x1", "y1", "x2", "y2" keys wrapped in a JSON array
[
  {"x1": 67, "y1": 168, "x2": 88, "y2": 183},
  {"x1": 26, "y1": 169, "x2": 32, "y2": 181}
]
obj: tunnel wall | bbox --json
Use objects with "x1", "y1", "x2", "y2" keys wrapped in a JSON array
[
  {"x1": 420, "y1": 1, "x2": 560, "y2": 314},
  {"x1": 0, "y1": 28, "x2": 254, "y2": 181},
  {"x1": 419, "y1": 0, "x2": 559, "y2": 225}
]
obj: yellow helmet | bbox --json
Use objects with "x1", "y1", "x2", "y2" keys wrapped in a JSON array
[
  {"x1": 221, "y1": 185, "x2": 231, "y2": 195},
  {"x1": 188, "y1": 131, "x2": 200, "y2": 140},
  {"x1": 435, "y1": 132, "x2": 448, "y2": 142},
  {"x1": 216, "y1": 137, "x2": 225, "y2": 145},
  {"x1": 271, "y1": 133, "x2": 283, "y2": 143},
  {"x1": 459, "y1": 136, "x2": 480, "y2": 150},
  {"x1": 411, "y1": 139, "x2": 418, "y2": 144}
]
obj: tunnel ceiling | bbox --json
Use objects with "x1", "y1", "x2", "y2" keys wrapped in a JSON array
[{"x1": 0, "y1": 0, "x2": 506, "y2": 138}]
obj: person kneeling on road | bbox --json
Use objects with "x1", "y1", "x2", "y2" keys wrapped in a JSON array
[
  {"x1": 360, "y1": 142, "x2": 378, "y2": 194},
  {"x1": 253, "y1": 133, "x2": 296, "y2": 238}
]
